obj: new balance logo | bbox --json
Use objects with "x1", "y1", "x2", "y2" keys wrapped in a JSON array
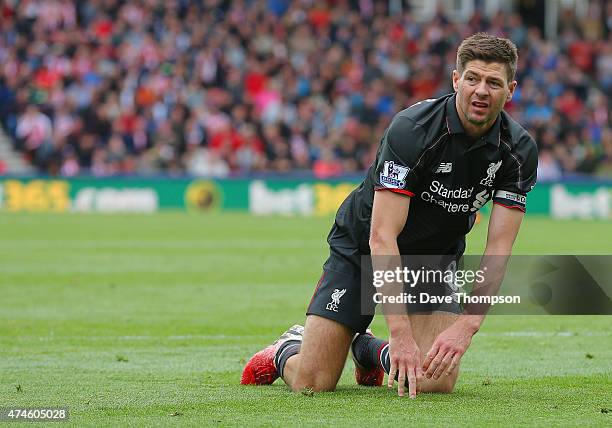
[
  {"x1": 436, "y1": 163, "x2": 453, "y2": 173},
  {"x1": 325, "y1": 288, "x2": 346, "y2": 312}
]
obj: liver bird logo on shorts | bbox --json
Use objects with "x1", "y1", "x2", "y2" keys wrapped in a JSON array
[{"x1": 326, "y1": 288, "x2": 347, "y2": 312}]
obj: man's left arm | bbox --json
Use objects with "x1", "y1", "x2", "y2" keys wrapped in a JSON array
[{"x1": 422, "y1": 204, "x2": 524, "y2": 380}]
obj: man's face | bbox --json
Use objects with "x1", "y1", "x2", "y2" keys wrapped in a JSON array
[{"x1": 453, "y1": 60, "x2": 517, "y2": 136}]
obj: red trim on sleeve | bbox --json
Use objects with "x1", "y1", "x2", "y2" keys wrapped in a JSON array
[
  {"x1": 493, "y1": 201, "x2": 525, "y2": 212},
  {"x1": 375, "y1": 188, "x2": 415, "y2": 197}
]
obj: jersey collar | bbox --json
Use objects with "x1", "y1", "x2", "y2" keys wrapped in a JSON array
[{"x1": 445, "y1": 94, "x2": 501, "y2": 147}]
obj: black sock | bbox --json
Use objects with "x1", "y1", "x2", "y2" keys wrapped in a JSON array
[
  {"x1": 352, "y1": 333, "x2": 390, "y2": 374},
  {"x1": 274, "y1": 340, "x2": 301, "y2": 379}
]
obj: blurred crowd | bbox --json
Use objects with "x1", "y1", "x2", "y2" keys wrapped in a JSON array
[{"x1": 0, "y1": 0, "x2": 611, "y2": 179}]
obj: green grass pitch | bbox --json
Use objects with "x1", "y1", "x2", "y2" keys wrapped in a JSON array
[{"x1": 1, "y1": 212, "x2": 611, "y2": 426}]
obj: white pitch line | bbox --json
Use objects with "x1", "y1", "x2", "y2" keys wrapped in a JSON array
[
  {"x1": 0, "y1": 239, "x2": 322, "y2": 250},
  {"x1": 477, "y1": 331, "x2": 609, "y2": 337},
  {"x1": 6, "y1": 331, "x2": 610, "y2": 342}
]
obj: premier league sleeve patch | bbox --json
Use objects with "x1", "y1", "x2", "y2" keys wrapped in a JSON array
[{"x1": 379, "y1": 160, "x2": 411, "y2": 189}]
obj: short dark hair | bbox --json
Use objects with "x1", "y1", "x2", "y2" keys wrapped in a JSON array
[{"x1": 456, "y1": 33, "x2": 518, "y2": 82}]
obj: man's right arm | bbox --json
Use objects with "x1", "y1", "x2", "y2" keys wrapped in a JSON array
[{"x1": 370, "y1": 189, "x2": 422, "y2": 398}]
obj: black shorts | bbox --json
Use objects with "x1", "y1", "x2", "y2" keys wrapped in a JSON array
[{"x1": 307, "y1": 245, "x2": 464, "y2": 333}]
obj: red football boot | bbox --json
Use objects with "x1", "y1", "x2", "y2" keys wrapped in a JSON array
[
  {"x1": 241, "y1": 324, "x2": 304, "y2": 385},
  {"x1": 351, "y1": 329, "x2": 385, "y2": 387}
]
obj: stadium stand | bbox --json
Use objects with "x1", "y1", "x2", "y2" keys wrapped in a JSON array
[{"x1": 0, "y1": 0, "x2": 610, "y2": 178}]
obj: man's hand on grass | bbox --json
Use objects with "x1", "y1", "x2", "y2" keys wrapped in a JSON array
[
  {"x1": 422, "y1": 319, "x2": 478, "y2": 380},
  {"x1": 387, "y1": 327, "x2": 423, "y2": 398}
]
